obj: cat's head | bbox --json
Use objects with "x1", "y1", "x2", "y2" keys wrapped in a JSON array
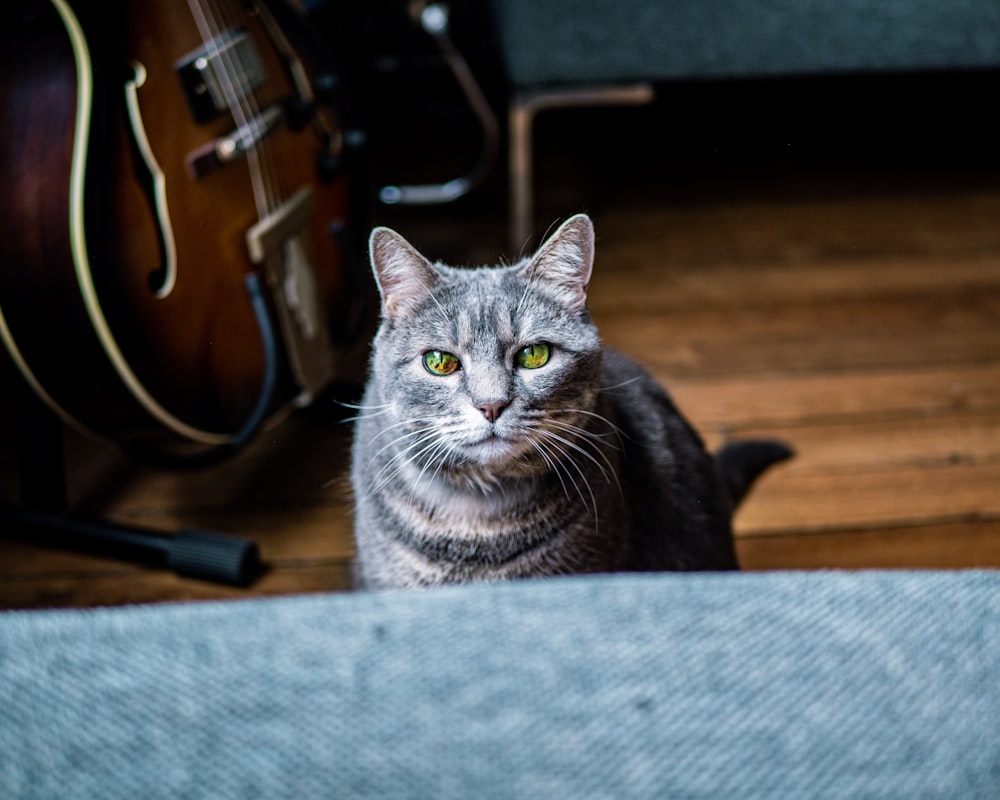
[{"x1": 365, "y1": 214, "x2": 604, "y2": 481}]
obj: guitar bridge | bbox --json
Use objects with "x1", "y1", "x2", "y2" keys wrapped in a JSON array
[{"x1": 245, "y1": 188, "x2": 335, "y2": 402}]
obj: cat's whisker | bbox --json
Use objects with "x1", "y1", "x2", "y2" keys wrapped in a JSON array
[
  {"x1": 537, "y1": 428, "x2": 616, "y2": 487},
  {"x1": 376, "y1": 415, "x2": 478, "y2": 495},
  {"x1": 335, "y1": 399, "x2": 397, "y2": 424},
  {"x1": 340, "y1": 411, "x2": 391, "y2": 425},
  {"x1": 371, "y1": 425, "x2": 436, "y2": 461},
  {"x1": 547, "y1": 417, "x2": 622, "y2": 452},
  {"x1": 514, "y1": 270, "x2": 538, "y2": 317},
  {"x1": 336, "y1": 399, "x2": 392, "y2": 412},
  {"x1": 528, "y1": 439, "x2": 571, "y2": 502},
  {"x1": 544, "y1": 420, "x2": 624, "y2": 496},
  {"x1": 533, "y1": 216, "x2": 562, "y2": 257},
  {"x1": 334, "y1": 400, "x2": 393, "y2": 422},
  {"x1": 537, "y1": 423, "x2": 622, "y2": 512},
  {"x1": 551, "y1": 407, "x2": 628, "y2": 445},
  {"x1": 534, "y1": 432, "x2": 599, "y2": 528},
  {"x1": 402, "y1": 267, "x2": 450, "y2": 321},
  {"x1": 425, "y1": 439, "x2": 457, "y2": 488},
  {"x1": 373, "y1": 429, "x2": 448, "y2": 493},
  {"x1": 367, "y1": 416, "x2": 441, "y2": 449},
  {"x1": 407, "y1": 434, "x2": 456, "y2": 501},
  {"x1": 535, "y1": 439, "x2": 592, "y2": 519},
  {"x1": 597, "y1": 376, "x2": 644, "y2": 394},
  {"x1": 365, "y1": 417, "x2": 413, "y2": 442}
]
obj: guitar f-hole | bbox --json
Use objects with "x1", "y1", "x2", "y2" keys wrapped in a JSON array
[{"x1": 123, "y1": 60, "x2": 177, "y2": 299}]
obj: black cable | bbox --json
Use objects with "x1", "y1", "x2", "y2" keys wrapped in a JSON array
[{"x1": 123, "y1": 273, "x2": 280, "y2": 471}]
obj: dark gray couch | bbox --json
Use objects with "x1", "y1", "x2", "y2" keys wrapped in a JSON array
[
  {"x1": 489, "y1": 0, "x2": 1000, "y2": 246},
  {"x1": 2, "y1": 571, "x2": 999, "y2": 798}
]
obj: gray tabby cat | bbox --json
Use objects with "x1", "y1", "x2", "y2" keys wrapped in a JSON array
[{"x1": 351, "y1": 214, "x2": 790, "y2": 589}]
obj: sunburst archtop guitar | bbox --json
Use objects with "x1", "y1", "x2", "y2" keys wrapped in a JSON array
[{"x1": 0, "y1": 0, "x2": 369, "y2": 454}]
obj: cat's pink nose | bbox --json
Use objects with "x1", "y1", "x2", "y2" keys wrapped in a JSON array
[{"x1": 477, "y1": 400, "x2": 510, "y2": 423}]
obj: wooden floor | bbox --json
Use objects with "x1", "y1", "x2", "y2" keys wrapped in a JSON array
[{"x1": 3, "y1": 92, "x2": 1000, "y2": 609}]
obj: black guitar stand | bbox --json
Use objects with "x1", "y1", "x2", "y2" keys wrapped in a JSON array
[
  {"x1": 1, "y1": 366, "x2": 263, "y2": 588},
  {"x1": 376, "y1": 1, "x2": 500, "y2": 207}
]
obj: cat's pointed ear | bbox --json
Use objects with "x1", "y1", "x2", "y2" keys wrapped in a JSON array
[
  {"x1": 369, "y1": 226, "x2": 440, "y2": 321},
  {"x1": 524, "y1": 213, "x2": 594, "y2": 313}
]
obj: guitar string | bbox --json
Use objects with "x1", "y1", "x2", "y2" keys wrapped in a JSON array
[
  {"x1": 186, "y1": 0, "x2": 271, "y2": 215},
  {"x1": 196, "y1": 0, "x2": 339, "y2": 411},
  {"x1": 187, "y1": 0, "x2": 286, "y2": 218},
  {"x1": 245, "y1": 0, "x2": 290, "y2": 214},
  {"x1": 186, "y1": 0, "x2": 267, "y2": 216},
  {"x1": 203, "y1": 0, "x2": 275, "y2": 212}
]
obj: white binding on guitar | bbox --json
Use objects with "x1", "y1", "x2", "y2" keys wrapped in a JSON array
[
  {"x1": 124, "y1": 60, "x2": 178, "y2": 301},
  {"x1": 0, "y1": 0, "x2": 336, "y2": 446}
]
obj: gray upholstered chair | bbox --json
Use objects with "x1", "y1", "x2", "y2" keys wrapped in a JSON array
[{"x1": 489, "y1": 0, "x2": 1000, "y2": 248}]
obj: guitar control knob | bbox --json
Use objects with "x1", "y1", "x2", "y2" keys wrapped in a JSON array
[
  {"x1": 285, "y1": 96, "x2": 314, "y2": 131},
  {"x1": 316, "y1": 151, "x2": 344, "y2": 182}
]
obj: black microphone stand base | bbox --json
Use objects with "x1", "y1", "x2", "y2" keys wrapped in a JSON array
[{"x1": 3, "y1": 366, "x2": 264, "y2": 590}]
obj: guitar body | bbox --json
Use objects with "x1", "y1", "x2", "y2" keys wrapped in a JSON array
[{"x1": 0, "y1": 0, "x2": 365, "y2": 444}]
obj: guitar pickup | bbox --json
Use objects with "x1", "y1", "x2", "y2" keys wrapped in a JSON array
[
  {"x1": 186, "y1": 105, "x2": 284, "y2": 179},
  {"x1": 175, "y1": 28, "x2": 266, "y2": 124}
]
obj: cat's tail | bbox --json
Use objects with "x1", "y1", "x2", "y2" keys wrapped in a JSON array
[{"x1": 715, "y1": 440, "x2": 794, "y2": 509}]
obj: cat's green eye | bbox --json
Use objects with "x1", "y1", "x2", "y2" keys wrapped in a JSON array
[
  {"x1": 516, "y1": 343, "x2": 551, "y2": 369},
  {"x1": 423, "y1": 350, "x2": 461, "y2": 376}
]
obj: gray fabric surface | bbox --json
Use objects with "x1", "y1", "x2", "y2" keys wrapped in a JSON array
[
  {"x1": 490, "y1": 0, "x2": 1000, "y2": 86},
  {"x1": 2, "y1": 571, "x2": 999, "y2": 798}
]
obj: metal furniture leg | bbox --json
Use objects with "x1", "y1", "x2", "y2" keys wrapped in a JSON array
[
  {"x1": 378, "y1": 2, "x2": 500, "y2": 206},
  {"x1": 508, "y1": 83, "x2": 656, "y2": 252}
]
